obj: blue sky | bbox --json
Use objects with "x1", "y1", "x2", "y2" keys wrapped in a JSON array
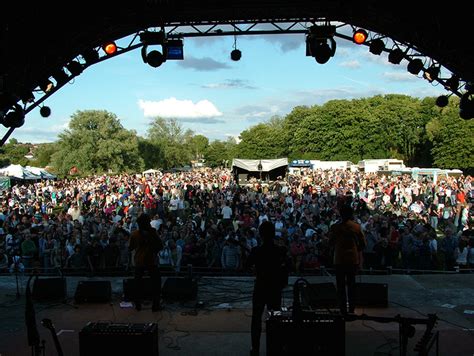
[{"x1": 10, "y1": 28, "x2": 447, "y2": 143}]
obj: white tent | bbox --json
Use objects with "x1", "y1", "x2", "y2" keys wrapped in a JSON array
[
  {"x1": 0, "y1": 164, "x2": 41, "y2": 180},
  {"x1": 142, "y1": 169, "x2": 161, "y2": 174},
  {"x1": 231, "y1": 158, "x2": 288, "y2": 172},
  {"x1": 25, "y1": 166, "x2": 57, "y2": 180}
]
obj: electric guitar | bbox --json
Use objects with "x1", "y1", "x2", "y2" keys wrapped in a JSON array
[{"x1": 41, "y1": 318, "x2": 64, "y2": 356}]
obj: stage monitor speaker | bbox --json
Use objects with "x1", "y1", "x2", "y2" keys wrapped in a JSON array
[
  {"x1": 79, "y1": 322, "x2": 158, "y2": 356},
  {"x1": 32, "y1": 277, "x2": 67, "y2": 302},
  {"x1": 355, "y1": 282, "x2": 388, "y2": 307},
  {"x1": 266, "y1": 311, "x2": 345, "y2": 356},
  {"x1": 162, "y1": 277, "x2": 197, "y2": 302},
  {"x1": 123, "y1": 277, "x2": 154, "y2": 301},
  {"x1": 300, "y1": 282, "x2": 338, "y2": 309},
  {"x1": 74, "y1": 280, "x2": 112, "y2": 303}
]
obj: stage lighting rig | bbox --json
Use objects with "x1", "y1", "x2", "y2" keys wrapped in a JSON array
[
  {"x1": 353, "y1": 29, "x2": 368, "y2": 45},
  {"x1": 102, "y1": 41, "x2": 117, "y2": 55},
  {"x1": 2, "y1": 104, "x2": 25, "y2": 128},
  {"x1": 140, "y1": 31, "x2": 167, "y2": 68},
  {"x1": 40, "y1": 106, "x2": 51, "y2": 118},
  {"x1": 407, "y1": 58, "x2": 424, "y2": 75},
  {"x1": 369, "y1": 39, "x2": 385, "y2": 55},
  {"x1": 388, "y1": 48, "x2": 404, "y2": 64},
  {"x1": 423, "y1": 65, "x2": 440, "y2": 82},
  {"x1": 306, "y1": 24, "x2": 337, "y2": 64}
]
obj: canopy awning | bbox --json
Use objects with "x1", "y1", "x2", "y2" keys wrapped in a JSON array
[{"x1": 231, "y1": 158, "x2": 288, "y2": 172}]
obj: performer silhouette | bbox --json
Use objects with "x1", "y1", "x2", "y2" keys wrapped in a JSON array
[
  {"x1": 129, "y1": 213, "x2": 163, "y2": 312},
  {"x1": 329, "y1": 204, "x2": 366, "y2": 314},
  {"x1": 246, "y1": 221, "x2": 289, "y2": 356}
]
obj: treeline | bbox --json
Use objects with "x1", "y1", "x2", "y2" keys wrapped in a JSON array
[{"x1": 1, "y1": 94, "x2": 472, "y2": 176}]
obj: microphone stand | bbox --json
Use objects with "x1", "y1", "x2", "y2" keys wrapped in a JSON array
[{"x1": 25, "y1": 273, "x2": 46, "y2": 356}]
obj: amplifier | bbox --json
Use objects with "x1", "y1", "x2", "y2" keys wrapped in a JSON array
[
  {"x1": 266, "y1": 311, "x2": 345, "y2": 356},
  {"x1": 79, "y1": 322, "x2": 159, "y2": 356}
]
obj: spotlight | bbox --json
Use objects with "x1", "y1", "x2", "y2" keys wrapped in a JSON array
[
  {"x1": 82, "y1": 49, "x2": 99, "y2": 65},
  {"x1": 66, "y1": 61, "x2": 83, "y2": 76},
  {"x1": 40, "y1": 106, "x2": 51, "y2": 118},
  {"x1": 306, "y1": 25, "x2": 337, "y2": 64},
  {"x1": 20, "y1": 90, "x2": 34, "y2": 104},
  {"x1": 2, "y1": 104, "x2": 25, "y2": 128},
  {"x1": 52, "y1": 68, "x2": 69, "y2": 85},
  {"x1": 435, "y1": 95, "x2": 449, "y2": 107},
  {"x1": 369, "y1": 39, "x2": 385, "y2": 55},
  {"x1": 465, "y1": 81, "x2": 474, "y2": 92},
  {"x1": 388, "y1": 48, "x2": 404, "y2": 64},
  {"x1": 459, "y1": 93, "x2": 474, "y2": 120},
  {"x1": 353, "y1": 29, "x2": 368, "y2": 45},
  {"x1": 423, "y1": 65, "x2": 440, "y2": 82},
  {"x1": 407, "y1": 58, "x2": 424, "y2": 75},
  {"x1": 444, "y1": 75, "x2": 459, "y2": 91},
  {"x1": 39, "y1": 79, "x2": 54, "y2": 93},
  {"x1": 102, "y1": 41, "x2": 117, "y2": 55},
  {"x1": 141, "y1": 46, "x2": 165, "y2": 68},
  {"x1": 230, "y1": 49, "x2": 241, "y2": 61}
]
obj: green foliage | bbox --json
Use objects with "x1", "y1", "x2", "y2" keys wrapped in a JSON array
[
  {"x1": 50, "y1": 110, "x2": 144, "y2": 175},
  {"x1": 205, "y1": 138, "x2": 237, "y2": 167},
  {"x1": 235, "y1": 94, "x2": 469, "y2": 169},
  {"x1": 30, "y1": 143, "x2": 57, "y2": 168},
  {"x1": 0, "y1": 139, "x2": 31, "y2": 166},
  {"x1": 147, "y1": 117, "x2": 193, "y2": 169},
  {"x1": 426, "y1": 97, "x2": 474, "y2": 170}
]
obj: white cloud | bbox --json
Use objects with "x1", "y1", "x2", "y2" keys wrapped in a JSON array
[
  {"x1": 382, "y1": 71, "x2": 417, "y2": 82},
  {"x1": 339, "y1": 60, "x2": 361, "y2": 69},
  {"x1": 138, "y1": 97, "x2": 223, "y2": 119}
]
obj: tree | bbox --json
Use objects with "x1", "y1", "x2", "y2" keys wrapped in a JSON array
[
  {"x1": 30, "y1": 143, "x2": 57, "y2": 168},
  {"x1": 147, "y1": 117, "x2": 193, "y2": 169},
  {"x1": 50, "y1": 110, "x2": 144, "y2": 175},
  {"x1": 189, "y1": 134, "x2": 209, "y2": 160},
  {"x1": 0, "y1": 139, "x2": 30, "y2": 166},
  {"x1": 205, "y1": 139, "x2": 236, "y2": 167},
  {"x1": 426, "y1": 97, "x2": 474, "y2": 171}
]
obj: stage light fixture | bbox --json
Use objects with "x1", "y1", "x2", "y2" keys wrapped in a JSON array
[
  {"x1": 141, "y1": 46, "x2": 165, "y2": 68},
  {"x1": 165, "y1": 39, "x2": 184, "y2": 60},
  {"x1": 407, "y1": 58, "x2": 424, "y2": 75},
  {"x1": 306, "y1": 25, "x2": 337, "y2": 64},
  {"x1": 52, "y1": 68, "x2": 69, "y2": 85},
  {"x1": 40, "y1": 106, "x2": 51, "y2": 118},
  {"x1": 82, "y1": 49, "x2": 99, "y2": 65},
  {"x1": 369, "y1": 39, "x2": 385, "y2": 55},
  {"x1": 102, "y1": 41, "x2": 117, "y2": 55},
  {"x1": 459, "y1": 93, "x2": 474, "y2": 120},
  {"x1": 435, "y1": 95, "x2": 449, "y2": 108},
  {"x1": 464, "y1": 81, "x2": 473, "y2": 92},
  {"x1": 230, "y1": 49, "x2": 242, "y2": 61},
  {"x1": 444, "y1": 75, "x2": 459, "y2": 91},
  {"x1": 388, "y1": 48, "x2": 404, "y2": 64},
  {"x1": 423, "y1": 65, "x2": 440, "y2": 82},
  {"x1": 353, "y1": 29, "x2": 368, "y2": 44},
  {"x1": 66, "y1": 61, "x2": 83, "y2": 76},
  {"x1": 2, "y1": 104, "x2": 25, "y2": 128},
  {"x1": 20, "y1": 90, "x2": 34, "y2": 104},
  {"x1": 139, "y1": 31, "x2": 166, "y2": 45},
  {"x1": 39, "y1": 79, "x2": 54, "y2": 93}
]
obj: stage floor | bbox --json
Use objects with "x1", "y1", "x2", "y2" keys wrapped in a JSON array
[{"x1": 0, "y1": 274, "x2": 473, "y2": 355}]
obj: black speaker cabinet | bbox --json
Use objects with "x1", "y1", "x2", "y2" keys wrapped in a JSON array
[
  {"x1": 300, "y1": 282, "x2": 338, "y2": 309},
  {"x1": 162, "y1": 277, "x2": 197, "y2": 301},
  {"x1": 32, "y1": 277, "x2": 67, "y2": 302},
  {"x1": 355, "y1": 282, "x2": 388, "y2": 307},
  {"x1": 123, "y1": 277, "x2": 154, "y2": 301},
  {"x1": 79, "y1": 322, "x2": 158, "y2": 356},
  {"x1": 74, "y1": 280, "x2": 112, "y2": 303},
  {"x1": 266, "y1": 311, "x2": 345, "y2": 356}
]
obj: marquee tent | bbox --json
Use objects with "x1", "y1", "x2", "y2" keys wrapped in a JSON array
[
  {"x1": 25, "y1": 166, "x2": 57, "y2": 180},
  {"x1": 231, "y1": 158, "x2": 288, "y2": 183},
  {"x1": 0, "y1": 164, "x2": 41, "y2": 180}
]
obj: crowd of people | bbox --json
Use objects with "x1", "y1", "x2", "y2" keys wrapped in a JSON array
[{"x1": 0, "y1": 167, "x2": 473, "y2": 275}]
